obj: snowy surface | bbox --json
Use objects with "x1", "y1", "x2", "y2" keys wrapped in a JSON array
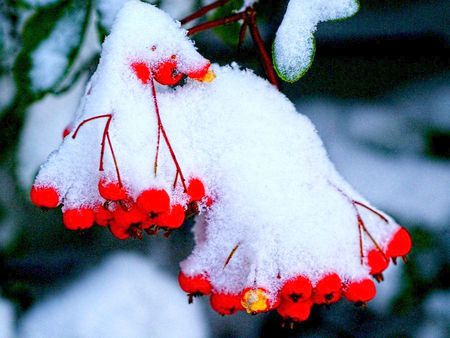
[
  {"x1": 0, "y1": 297, "x2": 15, "y2": 338},
  {"x1": 18, "y1": 76, "x2": 86, "y2": 189},
  {"x1": 274, "y1": 0, "x2": 358, "y2": 81},
  {"x1": 30, "y1": 5, "x2": 87, "y2": 91},
  {"x1": 18, "y1": 252, "x2": 208, "y2": 338},
  {"x1": 33, "y1": 1, "x2": 400, "y2": 305}
]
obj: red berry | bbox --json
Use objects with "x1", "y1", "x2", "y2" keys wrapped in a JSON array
[
  {"x1": 187, "y1": 178, "x2": 206, "y2": 202},
  {"x1": 94, "y1": 206, "x2": 113, "y2": 227},
  {"x1": 30, "y1": 185, "x2": 59, "y2": 209},
  {"x1": 152, "y1": 59, "x2": 183, "y2": 86},
  {"x1": 387, "y1": 228, "x2": 412, "y2": 257},
  {"x1": 312, "y1": 273, "x2": 342, "y2": 305},
  {"x1": 63, "y1": 208, "x2": 95, "y2": 230},
  {"x1": 161, "y1": 204, "x2": 185, "y2": 229},
  {"x1": 112, "y1": 206, "x2": 146, "y2": 228},
  {"x1": 178, "y1": 271, "x2": 212, "y2": 295},
  {"x1": 280, "y1": 276, "x2": 313, "y2": 303},
  {"x1": 98, "y1": 178, "x2": 127, "y2": 201},
  {"x1": 367, "y1": 249, "x2": 389, "y2": 275},
  {"x1": 277, "y1": 299, "x2": 313, "y2": 322},
  {"x1": 344, "y1": 279, "x2": 377, "y2": 303},
  {"x1": 187, "y1": 62, "x2": 211, "y2": 80},
  {"x1": 210, "y1": 293, "x2": 243, "y2": 315},
  {"x1": 131, "y1": 62, "x2": 151, "y2": 84},
  {"x1": 62, "y1": 127, "x2": 71, "y2": 139},
  {"x1": 109, "y1": 220, "x2": 130, "y2": 240},
  {"x1": 136, "y1": 189, "x2": 170, "y2": 215}
]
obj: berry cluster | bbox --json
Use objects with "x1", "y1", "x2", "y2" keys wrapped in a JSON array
[
  {"x1": 31, "y1": 178, "x2": 209, "y2": 239},
  {"x1": 178, "y1": 226, "x2": 412, "y2": 323}
]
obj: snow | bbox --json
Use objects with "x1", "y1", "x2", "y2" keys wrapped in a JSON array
[
  {"x1": 30, "y1": 6, "x2": 86, "y2": 91},
  {"x1": 33, "y1": 0, "x2": 401, "y2": 308},
  {"x1": 273, "y1": 0, "x2": 359, "y2": 81},
  {"x1": 18, "y1": 252, "x2": 208, "y2": 338},
  {"x1": 17, "y1": 76, "x2": 86, "y2": 190},
  {"x1": 0, "y1": 297, "x2": 15, "y2": 338}
]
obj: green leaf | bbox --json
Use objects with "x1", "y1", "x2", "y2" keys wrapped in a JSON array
[
  {"x1": 13, "y1": 0, "x2": 91, "y2": 99},
  {"x1": 272, "y1": 36, "x2": 316, "y2": 83},
  {"x1": 18, "y1": 0, "x2": 63, "y2": 9},
  {"x1": 210, "y1": 0, "x2": 244, "y2": 46}
]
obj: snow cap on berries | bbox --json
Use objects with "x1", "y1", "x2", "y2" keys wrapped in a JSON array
[{"x1": 107, "y1": 1, "x2": 210, "y2": 79}]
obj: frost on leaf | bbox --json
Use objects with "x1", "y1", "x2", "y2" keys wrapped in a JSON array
[
  {"x1": 30, "y1": 0, "x2": 412, "y2": 323},
  {"x1": 273, "y1": 0, "x2": 359, "y2": 82}
]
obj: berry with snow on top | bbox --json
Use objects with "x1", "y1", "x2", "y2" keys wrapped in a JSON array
[
  {"x1": 187, "y1": 178, "x2": 206, "y2": 202},
  {"x1": 63, "y1": 208, "x2": 95, "y2": 231},
  {"x1": 210, "y1": 293, "x2": 244, "y2": 316},
  {"x1": 387, "y1": 228, "x2": 412, "y2": 259},
  {"x1": 30, "y1": 186, "x2": 60, "y2": 209},
  {"x1": 280, "y1": 276, "x2": 313, "y2": 303},
  {"x1": 178, "y1": 272, "x2": 212, "y2": 297},
  {"x1": 312, "y1": 273, "x2": 342, "y2": 305},
  {"x1": 367, "y1": 249, "x2": 389, "y2": 275},
  {"x1": 344, "y1": 279, "x2": 377, "y2": 304}
]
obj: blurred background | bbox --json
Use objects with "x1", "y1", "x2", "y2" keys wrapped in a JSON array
[{"x1": 0, "y1": 0, "x2": 449, "y2": 337}]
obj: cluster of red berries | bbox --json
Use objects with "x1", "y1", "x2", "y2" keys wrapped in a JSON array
[
  {"x1": 132, "y1": 50, "x2": 211, "y2": 87},
  {"x1": 30, "y1": 177, "x2": 211, "y2": 239},
  {"x1": 177, "y1": 227, "x2": 412, "y2": 323}
]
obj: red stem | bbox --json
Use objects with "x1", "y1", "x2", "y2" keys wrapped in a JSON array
[
  {"x1": 247, "y1": 9, "x2": 279, "y2": 88},
  {"x1": 237, "y1": 20, "x2": 248, "y2": 54},
  {"x1": 180, "y1": 0, "x2": 232, "y2": 25},
  {"x1": 353, "y1": 201, "x2": 389, "y2": 223},
  {"x1": 72, "y1": 114, "x2": 111, "y2": 139},
  {"x1": 187, "y1": 11, "x2": 245, "y2": 36},
  {"x1": 149, "y1": 74, "x2": 188, "y2": 192},
  {"x1": 106, "y1": 131, "x2": 122, "y2": 186},
  {"x1": 154, "y1": 124, "x2": 161, "y2": 176},
  {"x1": 72, "y1": 113, "x2": 123, "y2": 187}
]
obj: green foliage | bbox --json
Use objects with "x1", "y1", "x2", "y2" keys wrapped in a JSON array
[
  {"x1": 210, "y1": 0, "x2": 244, "y2": 46},
  {"x1": 13, "y1": 0, "x2": 91, "y2": 100}
]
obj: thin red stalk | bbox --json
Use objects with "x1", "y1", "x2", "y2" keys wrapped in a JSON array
[
  {"x1": 329, "y1": 180, "x2": 387, "y2": 263},
  {"x1": 149, "y1": 75, "x2": 188, "y2": 192},
  {"x1": 72, "y1": 114, "x2": 111, "y2": 139},
  {"x1": 237, "y1": 20, "x2": 248, "y2": 54},
  {"x1": 106, "y1": 131, "x2": 122, "y2": 187},
  {"x1": 356, "y1": 213, "x2": 364, "y2": 265},
  {"x1": 187, "y1": 11, "x2": 245, "y2": 36},
  {"x1": 173, "y1": 171, "x2": 179, "y2": 189},
  {"x1": 99, "y1": 116, "x2": 112, "y2": 171},
  {"x1": 72, "y1": 113, "x2": 122, "y2": 186},
  {"x1": 247, "y1": 9, "x2": 279, "y2": 88},
  {"x1": 180, "y1": 0, "x2": 231, "y2": 25},
  {"x1": 353, "y1": 201, "x2": 389, "y2": 223},
  {"x1": 154, "y1": 124, "x2": 161, "y2": 176}
]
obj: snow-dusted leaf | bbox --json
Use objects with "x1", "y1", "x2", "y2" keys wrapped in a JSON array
[
  {"x1": 13, "y1": 0, "x2": 91, "y2": 97},
  {"x1": 273, "y1": 0, "x2": 359, "y2": 82}
]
